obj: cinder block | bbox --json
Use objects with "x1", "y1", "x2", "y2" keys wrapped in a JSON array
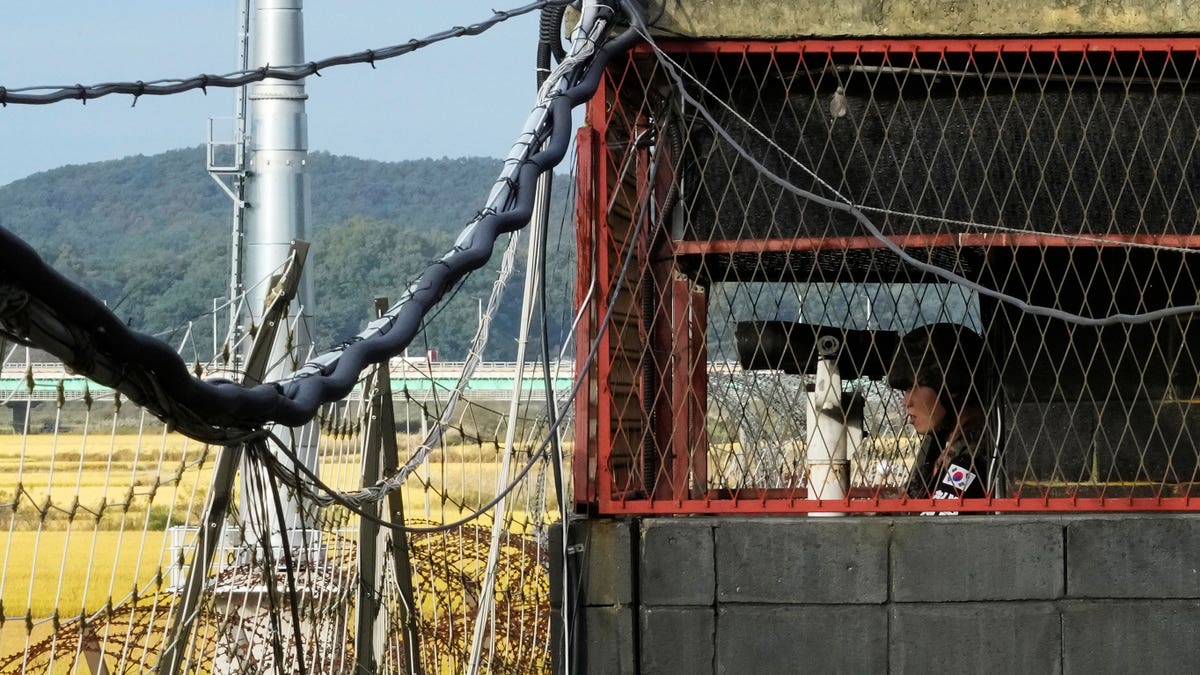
[
  {"x1": 891, "y1": 519, "x2": 1064, "y2": 601},
  {"x1": 716, "y1": 604, "x2": 886, "y2": 674},
  {"x1": 1063, "y1": 600, "x2": 1200, "y2": 675},
  {"x1": 890, "y1": 603, "x2": 1060, "y2": 675},
  {"x1": 715, "y1": 519, "x2": 888, "y2": 604},
  {"x1": 583, "y1": 606, "x2": 637, "y2": 675},
  {"x1": 550, "y1": 518, "x2": 635, "y2": 607},
  {"x1": 1067, "y1": 517, "x2": 1200, "y2": 598},
  {"x1": 641, "y1": 519, "x2": 715, "y2": 606},
  {"x1": 641, "y1": 607, "x2": 715, "y2": 675}
]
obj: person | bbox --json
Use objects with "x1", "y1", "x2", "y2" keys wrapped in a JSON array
[{"x1": 887, "y1": 323, "x2": 995, "y2": 502}]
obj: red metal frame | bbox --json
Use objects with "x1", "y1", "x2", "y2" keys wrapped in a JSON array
[
  {"x1": 598, "y1": 496, "x2": 1200, "y2": 515},
  {"x1": 573, "y1": 125, "x2": 600, "y2": 509},
  {"x1": 673, "y1": 234, "x2": 1200, "y2": 255},
  {"x1": 576, "y1": 36, "x2": 1200, "y2": 514}
]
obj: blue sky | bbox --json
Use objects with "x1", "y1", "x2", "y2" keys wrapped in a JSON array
[{"x1": 0, "y1": 1, "x2": 547, "y2": 186}]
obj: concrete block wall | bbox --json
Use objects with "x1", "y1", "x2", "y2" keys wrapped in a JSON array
[
  {"x1": 553, "y1": 515, "x2": 1200, "y2": 674},
  {"x1": 594, "y1": 0, "x2": 1200, "y2": 39}
]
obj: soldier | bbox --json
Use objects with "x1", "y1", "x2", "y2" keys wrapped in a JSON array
[{"x1": 887, "y1": 323, "x2": 997, "y2": 502}]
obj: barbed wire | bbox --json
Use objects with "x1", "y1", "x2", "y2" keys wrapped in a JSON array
[
  {"x1": 258, "y1": 79, "x2": 670, "y2": 527},
  {"x1": 0, "y1": 0, "x2": 642, "y2": 443},
  {"x1": 0, "y1": 0, "x2": 575, "y2": 107},
  {"x1": 258, "y1": 428, "x2": 546, "y2": 534}
]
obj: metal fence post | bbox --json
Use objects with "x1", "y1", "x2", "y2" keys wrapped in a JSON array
[
  {"x1": 355, "y1": 297, "x2": 423, "y2": 674},
  {"x1": 159, "y1": 242, "x2": 308, "y2": 674}
]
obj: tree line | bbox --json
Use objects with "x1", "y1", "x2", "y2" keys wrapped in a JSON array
[{"x1": 0, "y1": 148, "x2": 575, "y2": 362}]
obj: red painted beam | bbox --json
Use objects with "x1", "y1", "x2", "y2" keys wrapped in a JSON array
[{"x1": 672, "y1": 233, "x2": 1200, "y2": 255}]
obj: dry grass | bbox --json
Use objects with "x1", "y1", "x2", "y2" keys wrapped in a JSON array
[
  {"x1": 0, "y1": 433, "x2": 213, "y2": 532},
  {"x1": 1, "y1": 425, "x2": 556, "y2": 598},
  {"x1": 0, "y1": 530, "x2": 167, "y2": 620},
  {"x1": 0, "y1": 421, "x2": 563, "y2": 672}
]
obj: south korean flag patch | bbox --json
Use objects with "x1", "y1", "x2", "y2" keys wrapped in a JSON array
[{"x1": 941, "y1": 463, "x2": 977, "y2": 492}]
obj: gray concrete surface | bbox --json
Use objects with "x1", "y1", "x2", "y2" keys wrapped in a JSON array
[
  {"x1": 1067, "y1": 517, "x2": 1200, "y2": 598},
  {"x1": 554, "y1": 515, "x2": 1200, "y2": 673},
  {"x1": 891, "y1": 603, "x2": 1061, "y2": 675},
  {"x1": 637, "y1": 0, "x2": 1200, "y2": 38},
  {"x1": 715, "y1": 519, "x2": 889, "y2": 604},
  {"x1": 891, "y1": 519, "x2": 1064, "y2": 601},
  {"x1": 1062, "y1": 601, "x2": 1200, "y2": 675},
  {"x1": 717, "y1": 604, "x2": 888, "y2": 673},
  {"x1": 584, "y1": 606, "x2": 637, "y2": 675},
  {"x1": 640, "y1": 607, "x2": 715, "y2": 675},
  {"x1": 640, "y1": 519, "x2": 715, "y2": 606}
]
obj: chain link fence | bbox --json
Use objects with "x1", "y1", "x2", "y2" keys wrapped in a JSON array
[{"x1": 574, "y1": 38, "x2": 1200, "y2": 513}]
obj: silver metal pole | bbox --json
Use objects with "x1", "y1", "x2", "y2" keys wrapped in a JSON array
[
  {"x1": 242, "y1": 0, "x2": 318, "y2": 542},
  {"x1": 245, "y1": 0, "x2": 309, "y2": 333}
]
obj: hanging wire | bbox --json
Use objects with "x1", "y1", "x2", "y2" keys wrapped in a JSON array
[
  {"x1": 0, "y1": 1, "x2": 643, "y2": 443},
  {"x1": 0, "y1": 0, "x2": 577, "y2": 107},
  {"x1": 251, "y1": 71, "x2": 667, "y2": 528},
  {"x1": 626, "y1": 12, "x2": 1200, "y2": 327}
]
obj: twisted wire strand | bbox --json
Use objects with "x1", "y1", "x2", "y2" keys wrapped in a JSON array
[
  {"x1": 0, "y1": 0, "x2": 575, "y2": 106},
  {"x1": 0, "y1": 1, "x2": 643, "y2": 443}
]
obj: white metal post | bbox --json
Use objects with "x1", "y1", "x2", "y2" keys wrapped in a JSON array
[{"x1": 806, "y1": 338, "x2": 849, "y2": 516}]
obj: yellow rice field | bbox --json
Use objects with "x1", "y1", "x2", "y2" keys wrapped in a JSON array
[
  {"x1": 0, "y1": 431, "x2": 557, "y2": 628},
  {"x1": 0, "y1": 530, "x2": 167, "y2": 662}
]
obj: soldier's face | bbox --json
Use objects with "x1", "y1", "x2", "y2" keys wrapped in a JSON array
[{"x1": 902, "y1": 385, "x2": 946, "y2": 433}]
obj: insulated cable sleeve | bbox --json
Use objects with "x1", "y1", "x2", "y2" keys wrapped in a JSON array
[
  {"x1": 0, "y1": 6, "x2": 642, "y2": 438},
  {"x1": 540, "y1": 3, "x2": 569, "y2": 64},
  {"x1": 274, "y1": 22, "x2": 642, "y2": 425},
  {"x1": 0, "y1": 226, "x2": 274, "y2": 432}
]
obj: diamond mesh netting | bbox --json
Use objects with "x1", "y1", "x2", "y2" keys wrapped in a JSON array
[
  {"x1": 0, "y1": 352, "x2": 557, "y2": 673},
  {"x1": 574, "y1": 38, "x2": 1200, "y2": 513}
]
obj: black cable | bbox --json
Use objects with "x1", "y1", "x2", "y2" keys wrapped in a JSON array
[
  {"x1": 260, "y1": 444, "x2": 308, "y2": 675},
  {"x1": 253, "y1": 76, "x2": 667, "y2": 538},
  {"x1": 261, "y1": 429, "x2": 547, "y2": 534},
  {"x1": 534, "y1": 0, "x2": 566, "y2": 511},
  {"x1": 213, "y1": 13, "x2": 643, "y2": 425},
  {"x1": 532, "y1": 139, "x2": 574, "y2": 675},
  {"x1": 0, "y1": 4, "x2": 644, "y2": 443},
  {"x1": 539, "y1": 3, "x2": 569, "y2": 72},
  {"x1": 245, "y1": 455, "x2": 290, "y2": 672},
  {"x1": 537, "y1": 186, "x2": 567, "y2": 511}
]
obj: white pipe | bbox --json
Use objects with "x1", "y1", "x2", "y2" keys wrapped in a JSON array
[
  {"x1": 465, "y1": 161, "x2": 550, "y2": 675},
  {"x1": 807, "y1": 356, "x2": 848, "y2": 516}
]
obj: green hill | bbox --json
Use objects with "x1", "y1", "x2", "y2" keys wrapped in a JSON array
[{"x1": 0, "y1": 148, "x2": 575, "y2": 361}]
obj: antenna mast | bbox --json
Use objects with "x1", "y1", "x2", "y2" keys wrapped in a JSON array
[{"x1": 207, "y1": 0, "x2": 252, "y2": 364}]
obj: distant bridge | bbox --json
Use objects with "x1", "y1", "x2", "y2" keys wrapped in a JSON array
[{"x1": 0, "y1": 359, "x2": 574, "y2": 406}]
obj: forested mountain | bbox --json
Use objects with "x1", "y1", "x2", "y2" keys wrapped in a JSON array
[{"x1": 0, "y1": 148, "x2": 575, "y2": 361}]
